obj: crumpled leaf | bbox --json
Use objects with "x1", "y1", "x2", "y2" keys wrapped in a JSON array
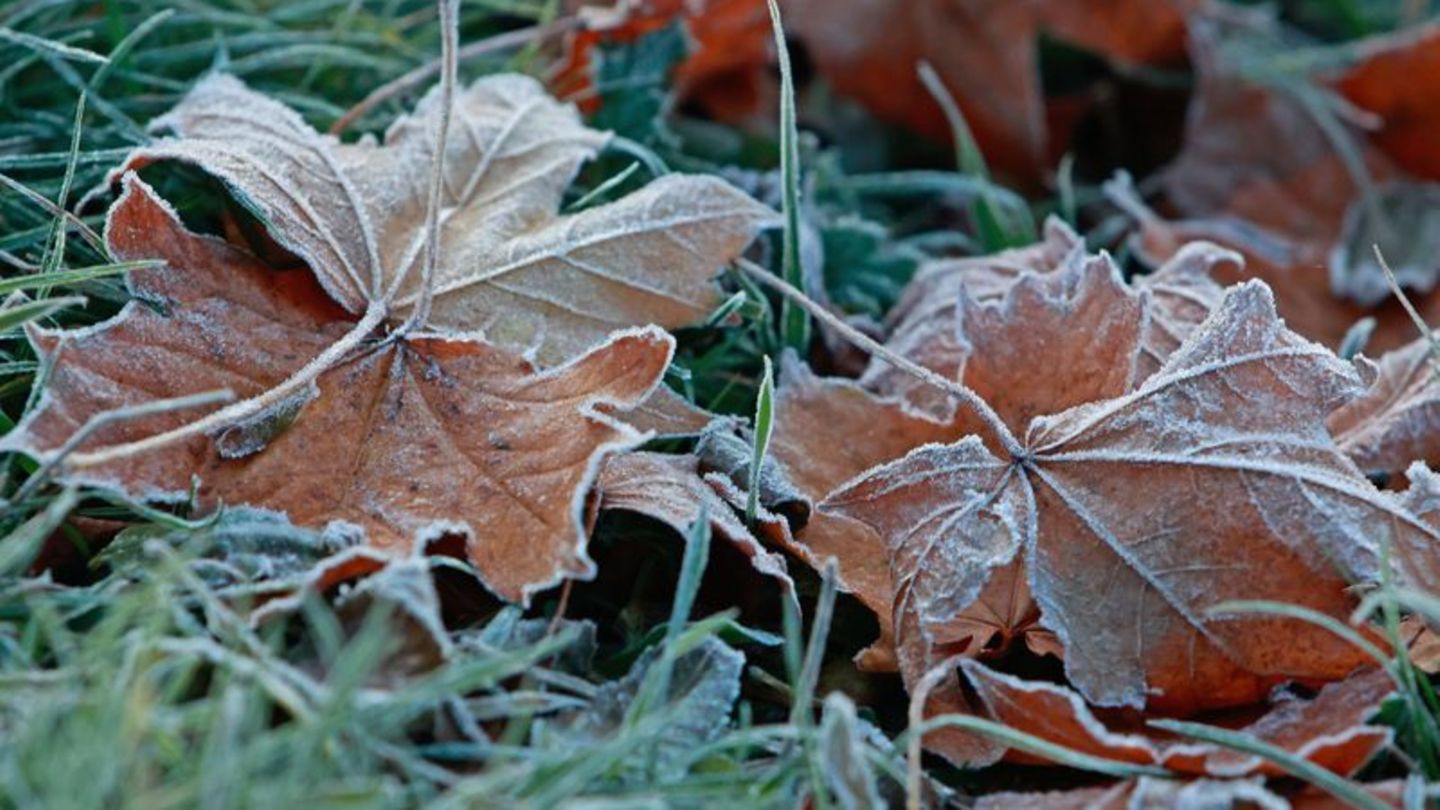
[
  {"x1": 1329, "y1": 336, "x2": 1440, "y2": 479},
  {"x1": 597, "y1": 450, "x2": 794, "y2": 589},
  {"x1": 1330, "y1": 183, "x2": 1440, "y2": 308},
  {"x1": 5, "y1": 176, "x2": 674, "y2": 605},
  {"x1": 329, "y1": 556, "x2": 455, "y2": 683},
  {"x1": 770, "y1": 359, "x2": 957, "y2": 671},
  {"x1": 545, "y1": 635, "x2": 744, "y2": 777},
  {"x1": 694, "y1": 421, "x2": 810, "y2": 525},
  {"x1": 785, "y1": 0, "x2": 1194, "y2": 182},
  {"x1": 1391, "y1": 462, "x2": 1440, "y2": 598},
  {"x1": 962, "y1": 660, "x2": 1394, "y2": 777},
  {"x1": 459, "y1": 606, "x2": 598, "y2": 677},
  {"x1": 112, "y1": 72, "x2": 776, "y2": 365},
  {"x1": 249, "y1": 546, "x2": 454, "y2": 685},
  {"x1": 827, "y1": 282, "x2": 1398, "y2": 724}
]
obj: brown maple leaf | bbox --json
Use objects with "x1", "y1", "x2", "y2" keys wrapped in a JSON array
[
  {"x1": 5, "y1": 176, "x2": 674, "y2": 604},
  {"x1": 774, "y1": 244, "x2": 1227, "y2": 675},
  {"x1": 784, "y1": 0, "x2": 1194, "y2": 182},
  {"x1": 112, "y1": 72, "x2": 776, "y2": 366},
  {"x1": 962, "y1": 660, "x2": 1393, "y2": 777},
  {"x1": 5, "y1": 65, "x2": 779, "y2": 602},
  {"x1": 826, "y1": 282, "x2": 1406, "y2": 724}
]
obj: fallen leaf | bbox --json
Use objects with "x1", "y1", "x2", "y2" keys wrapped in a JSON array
[
  {"x1": 775, "y1": 244, "x2": 1227, "y2": 677},
  {"x1": 694, "y1": 421, "x2": 810, "y2": 525},
  {"x1": 5, "y1": 176, "x2": 675, "y2": 604},
  {"x1": 1392, "y1": 462, "x2": 1440, "y2": 598},
  {"x1": 596, "y1": 450, "x2": 793, "y2": 588},
  {"x1": 859, "y1": 216, "x2": 1083, "y2": 422},
  {"x1": 861, "y1": 220, "x2": 1232, "y2": 423},
  {"x1": 1329, "y1": 336, "x2": 1440, "y2": 479},
  {"x1": 963, "y1": 660, "x2": 1393, "y2": 777},
  {"x1": 769, "y1": 359, "x2": 957, "y2": 672},
  {"x1": 1335, "y1": 23, "x2": 1440, "y2": 181},
  {"x1": 817, "y1": 693, "x2": 886, "y2": 809},
  {"x1": 1148, "y1": 11, "x2": 1440, "y2": 353},
  {"x1": 112, "y1": 72, "x2": 776, "y2": 366},
  {"x1": 785, "y1": 0, "x2": 1193, "y2": 182},
  {"x1": 826, "y1": 282, "x2": 1397, "y2": 722},
  {"x1": 98, "y1": 506, "x2": 362, "y2": 591},
  {"x1": 557, "y1": 0, "x2": 773, "y2": 123}
]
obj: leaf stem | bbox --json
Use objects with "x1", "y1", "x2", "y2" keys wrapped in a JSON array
[
  {"x1": 735, "y1": 258, "x2": 1021, "y2": 455},
  {"x1": 396, "y1": 0, "x2": 459, "y2": 336}
]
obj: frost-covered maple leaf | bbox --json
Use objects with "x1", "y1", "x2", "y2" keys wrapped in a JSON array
[
  {"x1": 6, "y1": 69, "x2": 776, "y2": 604},
  {"x1": 6, "y1": 177, "x2": 677, "y2": 603},
  {"x1": 825, "y1": 282, "x2": 1421, "y2": 727},
  {"x1": 113, "y1": 73, "x2": 777, "y2": 366}
]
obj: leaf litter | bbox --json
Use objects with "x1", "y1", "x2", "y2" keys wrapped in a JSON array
[{"x1": 13, "y1": 1, "x2": 1440, "y2": 807}]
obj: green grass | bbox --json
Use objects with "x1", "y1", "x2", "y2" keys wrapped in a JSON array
[{"x1": 3, "y1": 1, "x2": 1440, "y2": 808}]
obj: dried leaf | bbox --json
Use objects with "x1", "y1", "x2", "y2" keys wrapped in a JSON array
[
  {"x1": 817, "y1": 693, "x2": 885, "y2": 810},
  {"x1": 769, "y1": 359, "x2": 957, "y2": 671},
  {"x1": 597, "y1": 450, "x2": 793, "y2": 588},
  {"x1": 827, "y1": 282, "x2": 1398, "y2": 720},
  {"x1": 1329, "y1": 337, "x2": 1440, "y2": 479},
  {"x1": 1152, "y1": 11, "x2": 1440, "y2": 353},
  {"x1": 694, "y1": 421, "x2": 810, "y2": 525},
  {"x1": 963, "y1": 661, "x2": 1393, "y2": 777},
  {"x1": 1335, "y1": 23, "x2": 1440, "y2": 180},
  {"x1": 463, "y1": 606, "x2": 598, "y2": 676},
  {"x1": 786, "y1": 0, "x2": 1193, "y2": 181},
  {"x1": 1392, "y1": 462, "x2": 1440, "y2": 597},
  {"x1": 253, "y1": 548, "x2": 455, "y2": 685},
  {"x1": 859, "y1": 217, "x2": 1081, "y2": 422},
  {"x1": 113, "y1": 73, "x2": 776, "y2": 365},
  {"x1": 99, "y1": 506, "x2": 361, "y2": 589},
  {"x1": 558, "y1": 0, "x2": 773, "y2": 123},
  {"x1": 6, "y1": 177, "x2": 674, "y2": 604}
]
